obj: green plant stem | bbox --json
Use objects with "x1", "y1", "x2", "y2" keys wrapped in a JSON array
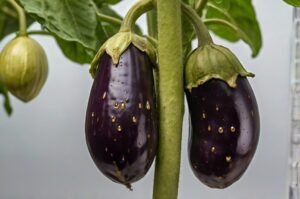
[
  {"x1": 8, "y1": 0, "x2": 26, "y2": 36},
  {"x1": 181, "y1": 3, "x2": 213, "y2": 47},
  {"x1": 152, "y1": 0, "x2": 183, "y2": 198},
  {"x1": 90, "y1": 1, "x2": 122, "y2": 25},
  {"x1": 27, "y1": 30, "x2": 53, "y2": 36},
  {"x1": 119, "y1": 0, "x2": 154, "y2": 32},
  {"x1": 203, "y1": 18, "x2": 239, "y2": 32},
  {"x1": 147, "y1": 11, "x2": 158, "y2": 39},
  {"x1": 196, "y1": 0, "x2": 208, "y2": 14}
]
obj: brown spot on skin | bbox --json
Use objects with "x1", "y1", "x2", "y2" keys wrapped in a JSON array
[{"x1": 218, "y1": 127, "x2": 224, "y2": 134}]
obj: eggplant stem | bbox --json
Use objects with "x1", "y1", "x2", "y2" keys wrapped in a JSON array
[{"x1": 8, "y1": 0, "x2": 27, "y2": 36}]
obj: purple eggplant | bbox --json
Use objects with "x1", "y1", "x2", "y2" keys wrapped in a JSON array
[
  {"x1": 85, "y1": 44, "x2": 158, "y2": 189},
  {"x1": 186, "y1": 77, "x2": 259, "y2": 188}
]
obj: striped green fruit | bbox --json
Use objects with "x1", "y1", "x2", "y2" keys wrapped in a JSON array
[{"x1": 0, "y1": 36, "x2": 48, "y2": 102}]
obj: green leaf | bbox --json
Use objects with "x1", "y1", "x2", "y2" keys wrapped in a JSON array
[
  {"x1": 284, "y1": 0, "x2": 300, "y2": 7},
  {"x1": 205, "y1": 0, "x2": 262, "y2": 57},
  {"x1": 93, "y1": 0, "x2": 121, "y2": 7},
  {"x1": 0, "y1": 82, "x2": 12, "y2": 116},
  {"x1": 0, "y1": 2, "x2": 34, "y2": 42},
  {"x1": 18, "y1": 0, "x2": 99, "y2": 53}
]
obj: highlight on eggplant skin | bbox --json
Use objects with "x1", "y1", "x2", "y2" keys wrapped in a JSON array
[
  {"x1": 186, "y1": 77, "x2": 260, "y2": 189},
  {"x1": 85, "y1": 44, "x2": 158, "y2": 189}
]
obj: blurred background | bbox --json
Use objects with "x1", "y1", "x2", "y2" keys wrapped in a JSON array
[{"x1": 0, "y1": 0, "x2": 293, "y2": 198}]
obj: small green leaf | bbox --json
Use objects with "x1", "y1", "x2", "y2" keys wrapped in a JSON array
[
  {"x1": 205, "y1": 0, "x2": 262, "y2": 57},
  {"x1": 0, "y1": 82, "x2": 12, "y2": 116},
  {"x1": 284, "y1": 0, "x2": 300, "y2": 7}
]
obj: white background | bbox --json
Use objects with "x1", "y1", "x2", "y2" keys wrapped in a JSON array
[{"x1": 0, "y1": 0, "x2": 293, "y2": 198}]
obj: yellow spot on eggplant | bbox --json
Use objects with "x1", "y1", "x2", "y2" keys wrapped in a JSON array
[
  {"x1": 226, "y1": 156, "x2": 232, "y2": 162},
  {"x1": 194, "y1": 165, "x2": 198, "y2": 169},
  {"x1": 91, "y1": 112, "x2": 95, "y2": 117},
  {"x1": 122, "y1": 156, "x2": 125, "y2": 161},
  {"x1": 208, "y1": 125, "x2": 212, "y2": 132},
  {"x1": 132, "y1": 116, "x2": 137, "y2": 123},
  {"x1": 138, "y1": 103, "x2": 142, "y2": 109},
  {"x1": 111, "y1": 116, "x2": 116, "y2": 123},
  {"x1": 202, "y1": 113, "x2": 206, "y2": 119},
  {"x1": 146, "y1": 101, "x2": 151, "y2": 110},
  {"x1": 117, "y1": 125, "x2": 122, "y2": 132},
  {"x1": 147, "y1": 133, "x2": 151, "y2": 139},
  {"x1": 121, "y1": 102, "x2": 126, "y2": 109},
  {"x1": 114, "y1": 138, "x2": 117, "y2": 142},
  {"x1": 105, "y1": 147, "x2": 108, "y2": 152},
  {"x1": 216, "y1": 105, "x2": 219, "y2": 111},
  {"x1": 102, "y1": 92, "x2": 107, "y2": 99},
  {"x1": 230, "y1": 126, "x2": 236, "y2": 133},
  {"x1": 110, "y1": 153, "x2": 114, "y2": 157},
  {"x1": 211, "y1": 147, "x2": 216, "y2": 152},
  {"x1": 218, "y1": 127, "x2": 224, "y2": 134},
  {"x1": 114, "y1": 102, "x2": 119, "y2": 109},
  {"x1": 96, "y1": 117, "x2": 99, "y2": 123}
]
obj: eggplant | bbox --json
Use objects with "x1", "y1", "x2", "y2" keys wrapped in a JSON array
[
  {"x1": 85, "y1": 44, "x2": 158, "y2": 189},
  {"x1": 186, "y1": 77, "x2": 260, "y2": 188}
]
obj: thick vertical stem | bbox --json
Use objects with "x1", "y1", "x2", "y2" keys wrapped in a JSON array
[{"x1": 152, "y1": 0, "x2": 183, "y2": 198}]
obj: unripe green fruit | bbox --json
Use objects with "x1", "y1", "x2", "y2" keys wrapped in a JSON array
[{"x1": 0, "y1": 36, "x2": 48, "y2": 102}]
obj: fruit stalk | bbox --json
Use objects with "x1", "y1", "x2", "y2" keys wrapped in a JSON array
[
  {"x1": 152, "y1": 0, "x2": 183, "y2": 198},
  {"x1": 8, "y1": 0, "x2": 27, "y2": 36},
  {"x1": 181, "y1": 3, "x2": 212, "y2": 47},
  {"x1": 119, "y1": 0, "x2": 154, "y2": 32}
]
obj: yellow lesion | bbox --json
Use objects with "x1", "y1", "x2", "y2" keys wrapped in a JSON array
[
  {"x1": 208, "y1": 125, "x2": 212, "y2": 132},
  {"x1": 216, "y1": 105, "x2": 219, "y2": 111},
  {"x1": 111, "y1": 116, "x2": 116, "y2": 123},
  {"x1": 117, "y1": 125, "x2": 122, "y2": 132},
  {"x1": 225, "y1": 156, "x2": 232, "y2": 162},
  {"x1": 146, "y1": 100, "x2": 151, "y2": 110},
  {"x1": 120, "y1": 102, "x2": 126, "y2": 109},
  {"x1": 218, "y1": 127, "x2": 224, "y2": 134},
  {"x1": 114, "y1": 102, "x2": 119, "y2": 109},
  {"x1": 230, "y1": 126, "x2": 236, "y2": 133},
  {"x1": 132, "y1": 116, "x2": 137, "y2": 123},
  {"x1": 202, "y1": 113, "x2": 206, "y2": 119},
  {"x1": 138, "y1": 103, "x2": 142, "y2": 109},
  {"x1": 91, "y1": 112, "x2": 95, "y2": 117},
  {"x1": 211, "y1": 146, "x2": 215, "y2": 153}
]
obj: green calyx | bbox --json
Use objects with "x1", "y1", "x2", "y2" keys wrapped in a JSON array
[
  {"x1": 185, "y1": 43, "x2": 254, "y2": 91},
  {"x1": 90, "y1": 31, "x2": 157, "y2": 78}
]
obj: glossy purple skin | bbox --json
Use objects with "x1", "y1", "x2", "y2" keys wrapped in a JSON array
[
  {"x1": 85, "y1": 45, "x2": 157, "y2": 188},
  {"x1": 186, "y1": 77, "x2": 259, "y2": 188}
]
